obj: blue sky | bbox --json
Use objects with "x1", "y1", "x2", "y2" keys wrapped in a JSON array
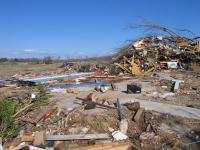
[{"x1": 0, "y1": 0, "x2": 200, "y2": 58}]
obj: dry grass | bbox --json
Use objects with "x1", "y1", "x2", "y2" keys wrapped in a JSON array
[{"x1": 0, "y1": 62, "x2": 62, "y2": 79}]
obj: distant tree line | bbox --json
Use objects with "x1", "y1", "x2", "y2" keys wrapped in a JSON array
[
  {"x1": 0, "y1": 55, "x2": 113, "y2": 63},
  {"x1": 0, "y1": 56, "x2": 54, "y2": 64},
  {"x1": 0, "y1": 58, "x2": 8, "y2": 62}
]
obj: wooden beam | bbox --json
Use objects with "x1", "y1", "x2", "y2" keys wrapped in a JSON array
[
  {"x1": 13, "y1": 103, "x2": 34, "y2": 118},
  {"x1": 114, "y1": 63, "x2": 131, "y2": 73},
  {"x1": 46, "y1": 134, "x2": 110, "y2": 141},
  {"x1": 71, "y1": 143, "x2": 133, "y2": 150},
  {"x1": 123, "y1": 56, "x2": 132, "y2": 65}
]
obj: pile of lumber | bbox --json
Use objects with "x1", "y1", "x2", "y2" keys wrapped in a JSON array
[{"x1": 112, "y1": 23, "x2": 200, "y2": 76}]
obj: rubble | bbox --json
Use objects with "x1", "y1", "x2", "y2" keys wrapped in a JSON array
[
  {"x1": 111, "y1": 131, "x2": 128, "y2": 141},
  {"x1": 50, "y1": 88, "x2": 67, "y2": 94},
  {"x1": 66, "y1": 88, "x2": 79, "y2": 94},
  {"x1": 95, "y1": 84, "x2": 113, "y2": 93},
  {"x1": 124, "y1": 102, "x2": 140, "y2": 111},
  {"x1": 119, "y1": 119, "x2": 128, "y2": 135},
  {"x1": 0, "y1": 67, "x2": 200, "y2": 150},
  {"x1": 71, "y1": 142, "x2": 133, "y2": 150},
  {"x1": 0, "y1": 25, "x2": 200, "y2": 150},
  {"x1": 133, "y1": 108, "x2": 145, "y2": 123},
  {"x1": 139, "y1": 132, "x2": 158, "y2": 140},
  {"x1": 10, "y1": 142, "x2": 45, "y2": 150},
  {"x1": 76, "y1": 93, "x2": 116, "y2": 110},
  {"x1": 33, "y1": 131, "x2": 45, "y2": 146},
  {"x1": 112, "y1": 25, "x2": 200, "y2": 76},
  {"x1": 16, "y1": 80, "x2": 36, "y2": 86},
  {"x1": 127, "y1": 83, "x2": 141, "y2": 94},
  {"x1": 172, "y1": 79, "x2": 184, "y2": 92},
  {"x1": 108, "y1": 127, "x2": 128, "y2": 141}
]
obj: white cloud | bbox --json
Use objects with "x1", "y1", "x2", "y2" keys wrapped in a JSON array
[
  {"x1": 23, "y1": 49, "x2": 56, "y2": 55},
  {"x1": 19, "y1": 49, "x2": 58, "y2": 58},
  {"x1": 23, "y1": 49, "x2": 36, "y2": 52},
  {"x1": 23, "y1": 49, "x2": 46, "y2": 54}
]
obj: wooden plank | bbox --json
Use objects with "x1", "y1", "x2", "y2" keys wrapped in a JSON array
[
  {"x1": 20, "y1": 118, "x2": 37, "y2": 126},
  {"x1": 71, "y1": 143, "x2": 132, "y2": 150},
  {"x1": 123, "y1": 56, "x2": 132, "y2": 65},
  {"x1": 46, "y1": 134, "x2": 110, "y2": 141},
  {"x1": 131, "y1": 58, "x2": 141, "y2": 76},
  {"x1": 13, "y1": 103, "x2": 34, "y2": 118},
  {"x1": 134, "y1": 108, "x2": 144, "y2": 123},
  {"x1": 114, "y1": 63, "x2": 131, "y2": 74},
  {"x1": 33, "y1": 131, "x2": 45, "y2": 145}
]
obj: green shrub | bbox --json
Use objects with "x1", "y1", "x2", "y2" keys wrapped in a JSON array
[
  {"x1": 0, "y1": 98, "x2": 19, "y2": 142},
  {"x1": 34, "y1": 85, "x2": 49, "y2": 106},
  {"x1": 35, "y1": 84, "x2": 47, "y2": 92},
  {"x1": 35, "y1": 93, "x2": 49, "y2": 106}
]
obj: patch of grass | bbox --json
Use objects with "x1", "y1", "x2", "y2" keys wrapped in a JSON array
[
  {"x1": 35, "y1": 93, "x2": 49, "y2": 106},
  {"x1": 34, "y1": 85, "x2": 49, "y2": 106},
  {"x1": 0, "y1": 98, "x2": 19, "y2": 142},
  {"x1": 0, "y1": 62, "x2": 62, "y2": 78},
  {"x1": 35, "y1": 84, "x2": 47, "y2": 92}
]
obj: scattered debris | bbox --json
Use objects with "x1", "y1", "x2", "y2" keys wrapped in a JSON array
[
  {"x1": 50, "y1": 89, "x2": 67, "y2": 94},
  {"x1": 133, "y1": 108, "x2": 145, "y2": 123},
  {"x1": 119, "y1": 119, "x2": 128, "y2": 135},
  {"x1": 95, "y1": 84, "x2": 113, "y2": 93},
  {"x1": 38, "y1": 107, "x2": 58, "y2": 122},
  {"x1": 139, "y1": 132, "x2": 158, "y2": 140},
  {"x1": 33, "y1": 131, "x2": 45, "y2": 146},
  {"x1": 112, "y1": 25, "x2": 200, "y2": 76},
  {"x1": 109, "y1": 129, "x2": 128, "y2": 141},
  {"x1": 67, "y1": 88, "x2": 79, "y2": 94},
  {"x1": 16, "y1": 80, "x2": 36, "y2": 86},
  {"x1": 116, "y1": 99, "x2": 123, "y2": 121},
  {"x1": 172, "y1": 79, "x2": 184, "y2": 92},
  {"x1": 71, "y1": 142, "x2": 133, "y2": 150},
  {"x1": 10, "y1": 142, "x2": 45, "y2": 150},
  {"x1": 167, "y1": 61, "x2": 178, "y2": 69},
  {"x1": 127, "y1": 83, "x2": 141, "y2": 94},
  {"x1": 76, "y1": 94, "x2": 116, "y2": 110},
  {"x1": 1, "y1": 24, "x2": 200, "y2": 149},
  {"x1": 124, "y1": 102, "x2": 140, "y2": 111}
]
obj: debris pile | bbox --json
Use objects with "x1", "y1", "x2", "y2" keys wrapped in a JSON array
[
  {"x1": 1, "y1": 23, "x2": 200, "y2": 150},
  {"x1": 113, "y1": 24, "x2": 200, "y2": 76}
]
